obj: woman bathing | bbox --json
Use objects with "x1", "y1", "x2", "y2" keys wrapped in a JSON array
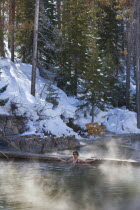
[
  {"x1": 68, "y1": 151, "x2": 85, "y2": 164},
  {"x1": 59, "y1": 151, "x2": 95, "y2": 164}
]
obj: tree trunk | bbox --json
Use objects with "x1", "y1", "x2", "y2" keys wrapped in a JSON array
[
  {"x1": 132, "y1": 1, "x2": 137, "y2": 83},
  {"x1": 8, "y1": 0, "x2": 11, "y2": 49},
  {"x1": 57, "y1": 0, "x2": 61, "y2": 29},
  {"x1": 136, "y1": 0, "x2": 140, "y2": 128},
  {"x1": 0, "y1": 1, "x2": 5, "y2": 57},
  {"x1": 10, "y1": 0, "x2": 15, "y2": 62},
  {"x1": 31, "y1": 0, "x2": 40, "y2": 96},
  {"x1": 126, "y1": 23, "x2": 131, "y2": 109},
  {"x1": 74, "y1": 68, "x2": 77, "y2": 96},
  {"x1": 91, "y1": 103, "x2": 94, "y2": 123}
]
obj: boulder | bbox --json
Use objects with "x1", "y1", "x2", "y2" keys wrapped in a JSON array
[
  {"x1": 0, "y1": 115, "x2": 28, "y2": 136},
  {"x1": 8, "y1": 135, "x2": 80, "y2": 153}
]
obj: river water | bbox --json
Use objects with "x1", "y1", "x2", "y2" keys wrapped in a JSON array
[{"x1": 0, "y1": 140, "x2": 140, "y2": 210}]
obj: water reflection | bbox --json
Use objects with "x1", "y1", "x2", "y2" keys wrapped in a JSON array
[{"x1": 0, "y1": 141, "x2": 140, "y2": 210}]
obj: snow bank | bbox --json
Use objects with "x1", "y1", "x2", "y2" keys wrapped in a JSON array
[
  {"x1": 0, "y1": 58, "x2": 140, "y2": 137},
  {"x1": 97, "y1": 108, "x2": 140, "y2": 134},
  {"x1": 0, "y1": 58, "x2": 78, "y2": 137},
  {"x1": 74, "y1": 107, "x2": 140, "y2": 135}
]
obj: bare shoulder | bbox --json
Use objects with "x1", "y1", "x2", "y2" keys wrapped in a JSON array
[{"x1": 67, "y1": 158, "x2": 73, "y2": 163}]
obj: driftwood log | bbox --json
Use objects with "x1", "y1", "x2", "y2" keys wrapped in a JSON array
[
  {"x1": 0, "y1": 150, "x2": 67, "y2": 161},
  {"x1": 0, "y1": 150, "x2": 140, "y2": 167},
  {"x1": 88, "y1": 158, "x2": 140, "y2": 167}
]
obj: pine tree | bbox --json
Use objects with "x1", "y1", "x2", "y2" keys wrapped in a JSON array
[
  {"x1": 45, "y1": 82, "x2": 59, "y2": 108},
  {"x1": 116, "y1": 0, "x2": 136, "y2": 110},
  {"x1": 38, "y1": 0, "x2": 59, "y2": 68},
  {"x1": 15, "y1": 0, "x2": 34, "y2": 62},
  {"x1": 97, "y1": 0, "x2": 125, "y2": 107},
  {"x1": 15, "y1": 0, "x2": 59, "y2": 68},
  {"x1": 57, "y1": 0, "x2": 90, "y2": 96},
  {"x1": 77, "y1": 1, "x2": 111, "y2": 122}
]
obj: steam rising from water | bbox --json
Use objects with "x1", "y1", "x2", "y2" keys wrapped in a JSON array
[
  {"x1": 0, "y1": 162, "x2": 73, "y2": 210},
  {"x1": 0, "y1": 138, "x2": 140, "y2": 210}
]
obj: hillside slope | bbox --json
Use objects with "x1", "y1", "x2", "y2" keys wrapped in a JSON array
[{"x1": 0, "y1": 58, "x2": 140, "y2": 138}]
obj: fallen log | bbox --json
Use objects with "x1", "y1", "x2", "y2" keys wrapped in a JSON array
[
  {"x1": 0, "y1": 151, "x2": 9, "y2": 159},
  {"x1": 0, "y1": 150, "x2": 140, "y2": 167},
  {"x1": 0, "y1": 136, "x2": 21, "y2": 151},
  {"x1": 88, "y1": 158, "x2": 140, "y2": 167},
  {"x1": 0, "y1": 150, "x2": 69, "y2": 162}
]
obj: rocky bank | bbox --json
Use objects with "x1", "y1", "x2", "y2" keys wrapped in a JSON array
[{"x1": 0, "y1": 115, "x2": 80, "y2": 153}]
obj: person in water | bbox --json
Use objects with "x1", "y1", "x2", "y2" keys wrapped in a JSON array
[
  {"x1": 68, "y1": 151, "x2": 85, "y2": 164},
  {"x1": 59, "y1": 151, "x2": 95, "y2": 164}
]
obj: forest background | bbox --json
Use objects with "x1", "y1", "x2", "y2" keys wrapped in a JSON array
[{"x1": 0, "y1": 0, "x2": 140, "y2": 129}]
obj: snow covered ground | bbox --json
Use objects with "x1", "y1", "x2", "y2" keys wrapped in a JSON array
[{"x1": 0, "y1": 57, "x2": 140, "y2": 138}]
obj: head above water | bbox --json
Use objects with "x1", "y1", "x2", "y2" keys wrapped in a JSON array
[{"x1": 73, "y1": 151, "x2": 79, "y2": 156}]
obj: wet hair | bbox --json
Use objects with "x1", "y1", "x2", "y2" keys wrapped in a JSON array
[{"x1": 73, "y1": 151, "x2": 79, "y2": 156}]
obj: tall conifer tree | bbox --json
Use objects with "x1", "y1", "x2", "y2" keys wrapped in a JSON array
[
  {"x1": 57, "y1": 0, "x2": 90, "y2": 96},
  {"x1": 0, "y1": 0, "x2": 5, "y2": 57}
]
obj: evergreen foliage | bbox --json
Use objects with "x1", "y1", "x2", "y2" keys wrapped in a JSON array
[
  {"x1": 77, "y1": 1, "x2": 111, "y2": 121},
  {"x1": 15, "y1": 0, "x2": 60, "y2": 68},
  {"x1": 0, "y1": 84, "x2": 8, "y2": 94},
  {"x1": 38, "y1": 0, "x2": 59, "y2": 68},
  {"x1": 0, "y1": 0, "x2": 137, "y2": 115},
  {"x1": 97, "y1": 1, "x2": 125, "y2": 107},
  {"x1": 57, "y1": 0, "x2": 89, "y2": 96},
  {"x1": 15, "y1": 0, "x2": 34, "y2": 62},
  {"x1": 45, "y1": 82, "x2": 59, "y2": 108}
]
